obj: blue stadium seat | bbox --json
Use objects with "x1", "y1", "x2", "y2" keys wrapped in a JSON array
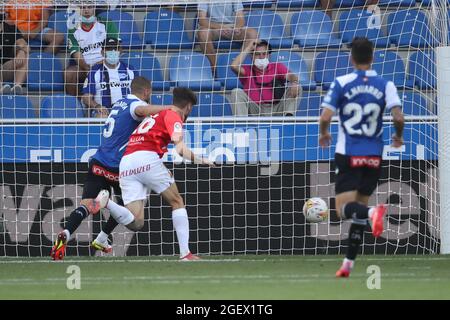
[
  {"x1": 408, "y1": 50, "x2": 436, "y2": 89},
  {"x1": 191, "y1": 93, "x2": 233, "y2": 117},
  {"x1": 377, "y1": 0, "x2": 415, "y2": 6},
  {"x1": 246, "y1": 10, "x2": 293, "y2": 49},
  {"x1": 388, "y1": 9, "x2": 434, "y2": 47},
  {"x1": 339, "y1": 10, "x2": 390, "y2": 48},
  {"x1": 98, "y1": 11, "x2": 144, "y2": 49},
  {"x1": 169, "y1": 52, "x2": 222, "y2": 91},
  {"x1": 291, "y1": 11, "x2": 341, "y2": 48},
  {"x1": 372, "y1": 50, "x2": 414, "y2": 88},
  {"x1": 276, "y1": 0, "x2": 318, "y2": 7},
  {"x1": 27, "y1": 52, "x2": 64, "y2": 91},
  {"x1": 120, "y1": 52, "x2": 169, "y2": 91},
  {"x1": 40, "y1": 94, "x2": 84, "y2": 118},
  {"x1": 144, "y1": 9, "x2": 193, "y2": 49},
  {"x1": 270, "y1": 51, "x2": 317, "y2": 90},
  {"x1": 243, "y1": 1, "x2": 274, "y2": 8},
  {"x1": 151, "y1": 94, "x2": 173, "y2": 105},
  {"x1": 313, "y1": 51, "x2": 352, "y2": 89},
  {"x1": 0, "y1": 95, "x2": 35, "y2": 118},
  {"x1": 398, "y1": 91, "x2": 431, "y2": 116},
  {"x1": 216, "y1": 52, "x2": 252, "y2": 90},
  {"x1": 297, "y1": 92, "x2": 322, "y2": 117}
]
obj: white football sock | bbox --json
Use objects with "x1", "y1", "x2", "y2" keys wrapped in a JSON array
[
  {"x1": 343, "y1": 258, "x2": 355, "y2": 270},
  {"x1": 96, "y1": 231, "x2": 109, "y2": 244},
  {"x1": 63, "y1": 229, "x2": 70, "y2": 241},
  {"x1": 172, "y1": 208, "x2": 190, "y2": 257},
  {"x1": 368, "y1": 208, "x2": 375, "y2": 219},
  {"x1": 107, "y1": 200, "x2": 135, "y2": 225}
]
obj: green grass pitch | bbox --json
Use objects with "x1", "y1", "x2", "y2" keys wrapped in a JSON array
[{"x1": 1, "y1": 255, "x2": 450, "y2": 300}]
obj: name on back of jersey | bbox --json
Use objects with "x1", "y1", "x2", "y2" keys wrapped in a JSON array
[
  {"x1": 344, "y1": 85, "x2": 383, "y2": 100},
  {"x1": 112, "y1": 101, "x2": 129, "y2": 110}
]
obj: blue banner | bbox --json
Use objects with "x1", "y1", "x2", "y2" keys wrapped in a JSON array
[{"x1": 0, "y1": 122, "x2": 437, "y2": 163}]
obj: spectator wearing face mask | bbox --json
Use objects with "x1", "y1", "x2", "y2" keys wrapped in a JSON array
[
  {"x1": 81, "y1": 38, "x2": 136, "y2": 118},
  {"x1": 230, "y1": 39, "x2": 301, "y2": 116},
  {"x1": 64, "y1": 4, "x2": 119, "y2": 97}
]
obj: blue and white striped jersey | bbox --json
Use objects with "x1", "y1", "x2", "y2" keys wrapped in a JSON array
[{"x1": 321, "y1": 70, "x2": 401, "y2": 156}]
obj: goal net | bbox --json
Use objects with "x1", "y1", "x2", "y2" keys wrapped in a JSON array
[{"x1": 0, "y1": 0, "x2": 443, "y2": 257}]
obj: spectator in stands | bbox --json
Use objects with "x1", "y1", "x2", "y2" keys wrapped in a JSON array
[
  {"x1": 81, "y1": 38, "x2": 136, "y2": 118},
  {"x1": 197, "y1": 2, "x2": 257, "y2": 74},
  {"x1": 230, "y1": 40, "x2": 301, "y2": 116},
  {"x1": 5, "y1": 1, "x2": 64, "y2": 55},
  {"x1": 0, "y1": 11, "x2": 29, "y2": 95},
  {"x1": 64, "y1": 4, "x2": 119, "y2": 97}
]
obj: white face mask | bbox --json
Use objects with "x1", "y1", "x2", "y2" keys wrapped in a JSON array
[
  {"x1": 254, "y1": 58, "x2": 269, "y2": 70},
  {"x1": 105, "y1": 50, "x2": 120, "y2": 65},
  {"x1": 81, "y1": 15, "x2": 96, "y2": 24}
]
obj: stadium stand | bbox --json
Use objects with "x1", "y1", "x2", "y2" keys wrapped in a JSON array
[
  {"x1": 339, "y1": 10, "x2": 390, "y2": 48},
  {"x1": 270, "y1": 51, "x2": 317, "y2": 90},
  {"x1": 27, "y1": 52, "x2": 64, "y2": 92},
  {"x1": 120, "y1": 52, "x2": 170, "y2": 91},
  {"x1": 245, "y1": 10, "x2": 293, "y2": 49},
  {"x1": 276, "y1": 0, "x2": 318, "y2": 8},
  {"x1": 151, "y1": 93, "x2": 173, "y2": 106},
  {"x1": 98, "y1": 10, "x2": 144, "y2": 49},
  {"x1": 191, "y1": 93, "x2": 233, "y2": 117},
  {"x1": 387, "y1": 9, "x2": 434, "y2": 47},
  {"x1": 313, "y1": 51, "x2": 352, "y2": 89},
  {"x1": 169, "y1": 52, "x2": 222, "y2": 91},
  {"x1": 372, "y1": 50, "x2": 414, "y2": 89},
  {"x1": 216, "y1": 52, "x2": 252, "y2": 90},
  {"x1": 144, "y1": 9, "x2": 193, "y2": 49},
  {"x1": 408, "y1": 50, "x2": 436, "y2": 89},
  {"x1": 290, "y1": 10, "x2": 342, "y2": 48},
  {"x1": 399, "y1": 91, "x2": 431, "y2": 116},
  {"x1": 297, "y1": 92, "x2": 322, "y2": 117},
  {"x1": 40, "y1": 94, "x2": 85, "y2": 118},
  {"x1": 0, "y1": 95, "x2": 35, "y2": 118}
]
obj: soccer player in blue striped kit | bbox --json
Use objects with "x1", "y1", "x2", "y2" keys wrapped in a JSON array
[{"x1": 319, "y1": 37, "x2": 405, "y2": 277}]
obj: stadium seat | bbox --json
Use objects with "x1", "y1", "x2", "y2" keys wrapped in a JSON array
[
  {"x1": 408, "y1": 50, "x2": 436, "y2": 89},
  {"x1": 151, "y1": 94, "x2": 173, "y2": 106},
  {"x1": 98, "y1": 10, "x2": 144, "y2": 49},
  {"x1": 169, "y1": 52, "x2": 222, "y2": 91},
  {"x1": 144, "y1": 9, "x2": 193, "y2": 49},
  {"x1": 313, "y1": 51, "x2": 352, "y2": 89},
  {"x1": 216, "y1": 52, "x2": 252, "y2": 90},
  {"x1": 388, "y1": 9, "x2": 434, "y2": 47},
  {"x1": 27, "y1": 52, "x2": 64, "y2": 91},
  {"x1": 377, "y1": 0, "x2": 415, "y2": 6},
  {"x1": 40, "y1": 94, "x2": 84, "y2": 118},
  {"x1": 290, "y1": 11, "x2": 342, "y2": 48},
  {"x1": 243, "y1": 1, "x2": 274, "y2": 8},
  {"x1": 246, "y1": 10, "x2": 293, "y2": 49},
  {"x1": 372, "y1": 50, "x2": 414, "y2": 88},
  {"x1": 276, "y1": 0, "x2": 318, "y2": 8},
  {"x1": 339, "y1": 10, "x2": 390, "y2": 48},
  {"x1": 0, "y1": 95, "x2": 35, "y2": 118},
  {"x1": 269, "y1": 51, "x2": 317, "y2": 90},
  {"x1": 191, "y1": 93, "x2": 233, "y2": 117},
  {"x1": 120, "y1": 52, "x2": 170, "y2": 91},
  {"x1": 297, "y1": 92, "x2": 323, "y2": 117},
  {"x1": 398, "y1": 91, "x2": 431, "y2": 116}
]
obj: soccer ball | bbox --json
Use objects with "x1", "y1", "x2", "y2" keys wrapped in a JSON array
[{"x1": 303, "y1": 197, "x2": 329, "y2": 223}]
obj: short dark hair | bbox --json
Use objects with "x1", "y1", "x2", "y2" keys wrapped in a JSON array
[
  {"x1": 130, "y1": 76, "x2": 152, "y2": 94},
  {"x1": 173, "y1": 87, "x2": 197, "y2": 108},
  {"x1": 255, "y1": 39, "x2": 272, "y2": 54},
  {"x1": 350, "y1": 37, "x2": 374, "y2": 65}
]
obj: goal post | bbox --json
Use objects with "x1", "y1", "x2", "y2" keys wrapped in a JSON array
[{"x1": 0, "y1": 0, "x2": 444, "y2": 256}]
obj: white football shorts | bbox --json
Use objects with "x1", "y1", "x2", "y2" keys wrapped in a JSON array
[{"x1": 119, "y1": 150, "x2": 175, "y2": 205}]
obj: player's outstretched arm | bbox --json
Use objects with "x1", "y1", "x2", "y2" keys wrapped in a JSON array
[
  {"x1": 319, "y1": 108, "x2": 334, "y2": 147},
  {"x1": 173, "y1": 135, "x2": 214, "y2": 166},
  {"x1": 134, "y1": 104, "x2": 170, "y2": 118},
  {"x1": 391, "y1": 106, "x2": 404, "y2": 148}
]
